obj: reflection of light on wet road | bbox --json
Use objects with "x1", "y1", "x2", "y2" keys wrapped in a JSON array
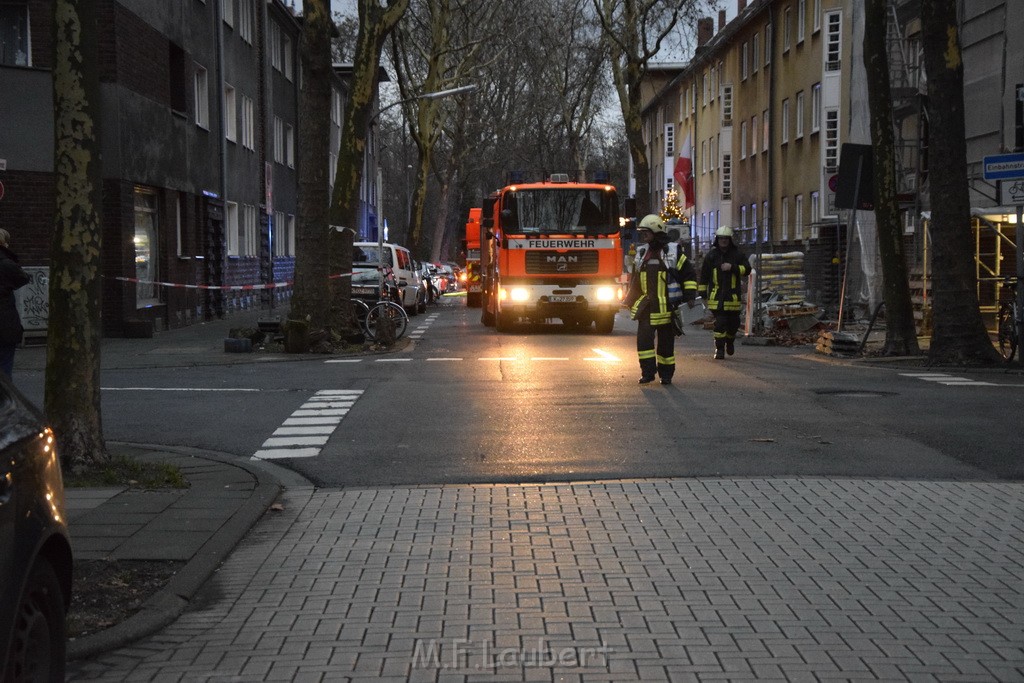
[{"x1": 584, "y1": 348, "x2": 620, "y2": 362}]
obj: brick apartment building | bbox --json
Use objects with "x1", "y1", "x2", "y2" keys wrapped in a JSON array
[{"x1": 0, "y1": 0, "x2": 375, "y2": 336}]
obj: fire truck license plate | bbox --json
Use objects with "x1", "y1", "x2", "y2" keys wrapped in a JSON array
[{"x1": 548, "y1": 295, "x2": 576, "y2": 303}]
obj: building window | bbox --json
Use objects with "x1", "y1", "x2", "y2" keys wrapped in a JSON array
[
  {"x1": 133, "y1": 189, "x2": 160, "y2": 307},
  {"x1": 270, "y1": 22, "x2": 281, "y2": 71},
  {"x1": 239, "y1": 0, "x2": 253, "y2": 43},
  {"x1": 221, "y1": 0, "x2": 233, "y2": 27},
  {"x1": 285, "y1": 123, "x2": 295, "y2": 167},
  {"x1": 763, "y1": 110, "x2": 769, "y2": 152},
  {"x1": 283, "y1": 34, "x2": 293, "y2": 81},
  {"x1": 811, "y1": 83, "x2": 822, "y2": 132},
  {"x1": 741, "y1": 205, "x2": 747, "y2": 229},
  {"x1": 740, "y1": 121, "x2": 747, "y2": 160},
  {"x1": 702, "y1": 72, "x2": 709, "y2": 106},
  {"x1": 226, "y1": 201, "x2": 239, "y2": 256},
  {"x1": 762, "y1": 200, "x2": 769, "y2": 241},
  {"x1": 241, "y1": 95, "x2": 255, "y2": 151},
  {"x1": 331, "y1": 88, "x2": 342, "y2": 124},
  {"x1": 175, "y1": 193, "x2": 185, "y2": 257},
  {"x1": 764, "y1": 24, "x2": 772, "y2": 65},
  {"x1": 751, "y1": 203, "x2": 758, "y2": 240},
  {"x1": 224, "y1": 84, "x2": 236, "y2": 142},
  {"x1": 701, "y1": 140, "x2": 707, "y2": 174},
  {"x1": 721, "y1": 84, "x2": 733, "y2": 124},
  {"x1": 741, "y1": 42, "x2": 749, "y2": 80},
  {"x1": 781, "y1": 98, "x2": 790, "y2": 144},
  {"x1": 711, "y1": 136, "x2": 717, "y2": 171},
  {"x1": 811, "y1": 192, "x2": 820, "y2": 238},
  {"x1": 0, "y1": 2, "x2": 30, "y2": 66},
  {"x1": 781, "y1": 197, "x2": 789, "y2": 241},
  {"x1": 273, "y1": 117, "x2": 284, "y2": 163},
  {"x1": 795, "y1": 194, "x2": 804, "y2": 238},
  {"x1": 797, "y1": 0, "x2": 806, "y2": 43},
  {"x1": 169, "y1": 43, "x2": 188, "y2": 113},
  {"x1": 194, "y1": 64, "x2": 209, "y2": 129},
  {"x1": 664, "y1": 123, "x2": 675, "y2": 157},
  {"x1": 752, "y1": 115, "x2": 759, "y2": 156},
  {"x1": 795, "y1": 90, "x2": 805, "y2": 139},
  {"x1": 711, "y1": 66, "x2": 717, "y2": 102},
  {"x1": 721, "y1": 154, "x2": 732, "y2": 200},
  {"x1": 243, "y1": 204, "x2": 258, "y2": 257},
  {"x1": 783, "y1": 7, "x2": 791, "y2": 52},
  {"x1": 813, "y1": 0, "x2": 821, "y2": 32},
  {"x1": 824, "y1": 109, "x2": 839, "y2": 170},
  {"x1": 825, "y1": 11, "x2": 842, "y2": 71},
  {"x1": 752, "y1": 33, "x2": 760, "y2": 73}
]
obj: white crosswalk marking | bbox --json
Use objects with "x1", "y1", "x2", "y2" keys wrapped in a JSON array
[
  {"x1": 252, "y1": 389, "x2": 363, "y2": 460},
  {"x1": 900, "y1": 372, "x2": 998, "y2": 387}
]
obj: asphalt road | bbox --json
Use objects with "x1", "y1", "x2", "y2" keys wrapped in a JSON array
[{"x1": 13, "y1": 301, "x2": 1024, "y2": 485}]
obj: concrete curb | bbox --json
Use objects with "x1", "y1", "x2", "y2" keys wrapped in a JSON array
[{"x1": 66, "y1": 444, "x2": 285, "y2": 661}]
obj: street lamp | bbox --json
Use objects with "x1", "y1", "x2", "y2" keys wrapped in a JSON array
[{"x1": 373, "y1": 84, "x2": 477, "y2": 296}]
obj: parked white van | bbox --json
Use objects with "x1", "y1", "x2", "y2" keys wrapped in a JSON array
[{"x1": 352, "y1": 242, "x2": 424, "y2": 314}]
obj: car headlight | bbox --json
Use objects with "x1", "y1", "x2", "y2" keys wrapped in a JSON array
[
  {"x1": 595, "y1": 286, "x2": 617, "y2": 302},
  {"x1": 510, "y1": 287, "x2": 530, "y2": 302}
]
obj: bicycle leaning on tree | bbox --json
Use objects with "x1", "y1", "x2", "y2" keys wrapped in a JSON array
[
  {"x1": 349, "y1": 281, "x2": 409, "y2": 343},
  {"x1": 996, "y1": 276, "x2": 1020, "y2": 362}
]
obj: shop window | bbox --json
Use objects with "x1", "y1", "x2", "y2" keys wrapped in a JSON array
[{"x1": 133, "y1": 189, "x2": 160, "y2": 308}]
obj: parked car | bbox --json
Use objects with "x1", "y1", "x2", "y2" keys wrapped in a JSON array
[
  {"x1": 352, "y1": 242, "x2": 422, "y2": 314},
  {"x1": 1, "y1": 375, "x2": 73, "y2": 682}
]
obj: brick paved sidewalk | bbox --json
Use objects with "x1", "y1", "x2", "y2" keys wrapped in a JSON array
[{"x1": 67, "y1": 477, "x2": 1024, "y2": 682}]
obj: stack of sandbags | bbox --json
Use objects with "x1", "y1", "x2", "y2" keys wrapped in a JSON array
[{"x1": 754, "y1": 251, "x2": 807, "y2": 304}]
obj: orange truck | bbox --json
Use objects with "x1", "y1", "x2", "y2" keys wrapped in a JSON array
[
  {"x1": 463, "y1": 208, "x2": 483, "y2": 307},
  {"x1": 478, "y1": 173, "x2": 623, "y2": 333}
]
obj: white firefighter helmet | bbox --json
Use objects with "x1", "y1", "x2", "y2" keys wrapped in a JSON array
[{"x1": 638, "y1": 214, "x2": 667, "y2": 234}]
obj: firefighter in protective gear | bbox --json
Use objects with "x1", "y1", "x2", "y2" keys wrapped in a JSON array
[
  {"x1": 623, "y1": 214, "x2": 698, "y2": 384},
  {"x1": 699, "y1": 226, "x2": 751, "y2": 359}
]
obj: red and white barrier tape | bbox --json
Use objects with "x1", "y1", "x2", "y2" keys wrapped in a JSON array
[{"x1": 110, "y1": 271, "x2": 356, "y2": 291}]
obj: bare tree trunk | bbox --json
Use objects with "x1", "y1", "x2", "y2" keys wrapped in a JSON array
[
  {"x1": 430, "y1": 175, "x2": 453, "y2": 263},
  {"x1": 290, "y1": 0, "x2": 333, "y2": 333},
  {"x1": 920, "y1": 0, "x2": 1002, "y2": 365},
  {"x1": 47, "y1": 0, "x2": 107, "y2": 469},
  {"x1": 863, "y1": 0, "x2": 920, "y2": 355},
  {"x1": 327, "y1": 0, "x2": 409, "y2": 333}
]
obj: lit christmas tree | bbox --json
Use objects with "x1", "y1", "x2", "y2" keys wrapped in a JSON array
[{"x1": 660, "y1": 189, "x2": 684, "y2": 221}]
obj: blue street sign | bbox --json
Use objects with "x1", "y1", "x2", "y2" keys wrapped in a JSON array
[{"x1": 983, "y1": 153, "x2": 1024, "y2": 181}]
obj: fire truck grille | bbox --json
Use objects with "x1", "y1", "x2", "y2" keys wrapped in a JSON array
[{"x1": 525, "y1": 250, "x2": 600, "y2": 274}]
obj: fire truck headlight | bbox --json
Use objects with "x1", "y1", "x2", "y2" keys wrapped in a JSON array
[
  {"x1": 595, "y1": 286, "x2": 617, "y2": 302},
  {"x1": 510, "y1": 287, "x2": 530, "y2": 302}
]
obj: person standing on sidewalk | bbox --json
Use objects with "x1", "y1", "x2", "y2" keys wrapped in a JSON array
[
  {"x1": 624, "y1": 215, "x2": 697, "y2": 385},
  {"x1": 699, "y1": 226, "x2": 751, "y2": 360},
  {"x1": 0, "y1": 228, "x2": 30, "y2": 377}
]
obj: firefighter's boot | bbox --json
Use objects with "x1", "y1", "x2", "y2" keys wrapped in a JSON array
[
  {"x1": 726, "y1": 337, "x2": 735, "y2": 356},
  {"x1": 714, "y1": 339, "x2": 726, "y2": 360}
]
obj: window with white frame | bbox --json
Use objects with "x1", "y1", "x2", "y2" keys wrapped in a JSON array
[
  {"x1": 825, "y1": 11, "x2": 841, "y2": 71},
  {"x1": 174, "y1": 194, "x2": 185, "y2": 257},
  {"x1": 711, "y1": 136, "x2": 717, "y2": 171},
  {"x1": 752, "y1": 33, "x2": 760, "y2": 73},
  {"x1": 741, "y1": 204, "x2": 747, "y2": 229},
  {"x1": 795, "y1": 194, "x2": 804, "y2": 238},
  {"x1": 241, "y1": 95, "x2": 255, "y2": 150},
  {"x1": 224, "y1": 84, "x2": 236, "y2": 142},
  {"x1": 762, "y1": 200, "x2": 769, "y2": 241},
  {"x1": 811, "y1": 192, "x2": 820, "y2": 237},
  {"x1": 811, "y1": 83, "x2": 821, "y2": 132},
  {"x1": 0, "y1": 3, "x2": 30, "y2": 66},
  {"x1": 702, "y1": 72, "x2": 709, "y2": 106},
  {"x1": 751, "y1": 203, "x2": 758, "y2": 240},
  {"x1": 221, "y1": 0, "x2": 233, "y2": 27},
  {"x1": 244, "y1": 204, "x2": 258, "y2": 256},
  {"x1": 273, "y1": 211, "x2": 285, "y2": 257},
  {"x1": 285, "y1": 123, "x2": 294, "y2": 167},
  {"x1": 795, "y1": 90, "x2": 805, "y2": 139},
  {"x1": 763, "y1": 110, "x2": 769, "y2": 152},
  {"x1": 740, "y1": 121, "x2": 747, "y2": 160},
  {"x1": 711, "y1": 66, "x2": 717, "y2": 102},
  {"x1": 287, "y1": 215, "x2": 296, "y2": 256},
  {"x1": 765, "y1": 24, "x2": 772, "y2": 65},
  {"x1": 824, "y1": 109, "x2": 839, "y2": 170},
  {"x1": 270, "y1": 22, "x2": 281, "y2": 71},
  {"x1": 741, "y1": 42, "x2": 749, "y2": 80},
  {"x1": 722, "y1": 84, "x2": 733, "y2": 124},
  {"x1": 226, "y1": 201, "x2": 239, "y2": 255},
  {"x1": 781, "y1": 98, "x2": 790, "y2": 144},
  {"x1": 283, "y1": 34, "x2": 293, "y2": 81},
  {"x1": 238, "y1": 0, "x2": 253, "y2": 43},
  {"x1": 194, "y1": 64, "x2": 209, "y2": 129},
  {"x1": 701, "y1": 140, "x2": 707, "y2": 174},
  {"x1": 752, "y1": 115, "x2": 759, "y2": 155},
  {"x1": 781, "y1": 197, "x2": 789, "y2": 241},
  {"x1": 273, "y1": 117, "x2": 284, "y2": 163},
  {"x1": 783, "y1": 7, "x2": 791, "y2": 51},
  {"x1": 813, "y1": 0, "x2": 821, "y2": 32},
  {"x1": 664, "y1": 123, "x2": 675, "y2": 157},
  {"x1": 797, "y1": 0, "x2": 806, "y2": 43},
  {"x1": 721, "y1": 154, "x2": 732, "y2": 199}
]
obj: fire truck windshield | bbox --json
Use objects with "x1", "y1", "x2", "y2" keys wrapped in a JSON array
[{"x1": 501, "y1": 188, "x2": 618, "y2": 236}]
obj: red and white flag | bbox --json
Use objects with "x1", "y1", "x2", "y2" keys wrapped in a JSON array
[{"x1": 673, "y1": 132, "x2": 695, "y2": 209}]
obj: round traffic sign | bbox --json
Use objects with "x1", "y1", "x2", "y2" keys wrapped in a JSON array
[{"x1": 828, "y1": 174, "x2": 838, "y2": 192}]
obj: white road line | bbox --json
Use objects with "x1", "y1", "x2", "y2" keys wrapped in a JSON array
[
  {"x1": 426, "y1": 358, "x2": 462, "y2": 361},
  {"x1": 532, "y1": 357, "x2": 570, "y2": 361},
  {"x1": 584, "y1": 348, "x2": 620, "y2": 362},
  {"x1": 376, "y1": 358, "x2": 412, "y2": 362},
  {"x1": 253, "y1": 389, "x2": 364, "y2": 461},
  {"x1": 325, "y1": 359, "x2": 363, "y2": 363},
  {"x1": 901, "y1": 372, "x2": 1002, "y2": 387},
  {"x1": 479, "y1": 357, "x2": 518, "y2": 361}
]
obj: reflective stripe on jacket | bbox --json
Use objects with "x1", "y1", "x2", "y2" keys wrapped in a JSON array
[{"x1": 698, "y1": 243, "x2": 751, "y2": 312}]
